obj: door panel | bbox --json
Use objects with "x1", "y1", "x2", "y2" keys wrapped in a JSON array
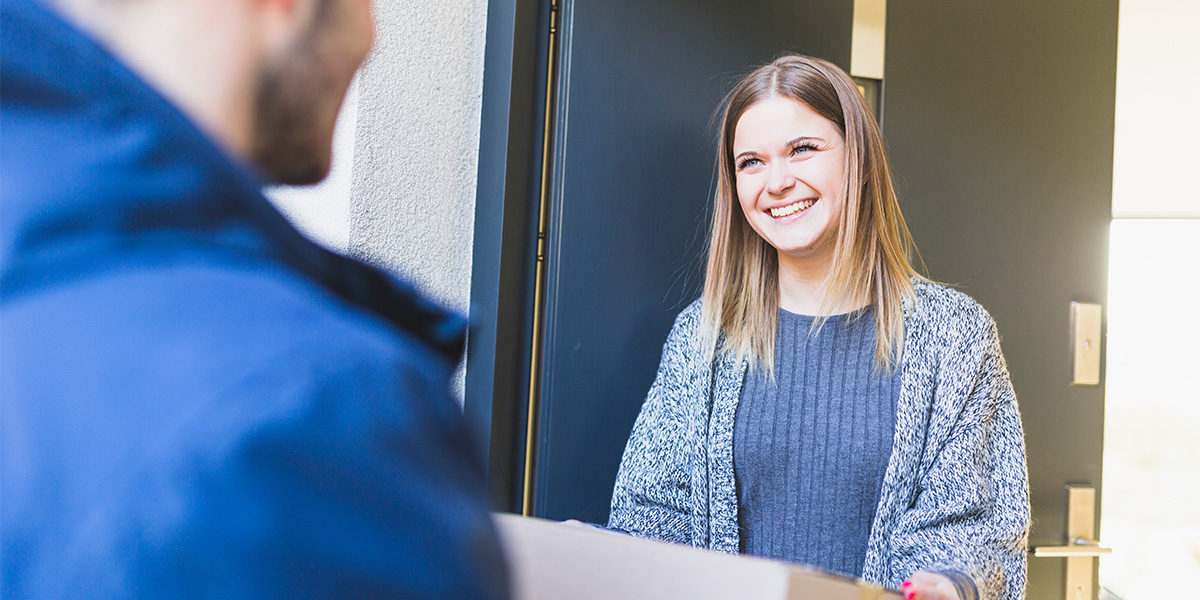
[
  {"x1": 883, "y1": 2, "x2": 1117, "y2": 598},
  {"x1": 533, "y1": 0, "x2": 853, "y2": 523}
]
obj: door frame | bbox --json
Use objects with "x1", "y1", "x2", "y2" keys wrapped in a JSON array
[{"x1": 465, "y1": 0, "x2": 555, "y2": 514}]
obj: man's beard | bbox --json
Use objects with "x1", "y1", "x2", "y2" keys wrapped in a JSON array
[{"x1": 250, "y1": 29, "x2": 338, "y2": 186}]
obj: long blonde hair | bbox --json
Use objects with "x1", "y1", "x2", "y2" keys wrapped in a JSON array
[{"x1": 700, "y1": 54, "x2": 922, "y2": 373}]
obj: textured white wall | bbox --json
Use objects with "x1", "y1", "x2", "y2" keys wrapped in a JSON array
[{"x1": 348, "y1": 0, "x2": 489, "y2": 315}]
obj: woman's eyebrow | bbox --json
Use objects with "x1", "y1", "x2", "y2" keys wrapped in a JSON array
[
  {"x1": 729, "y1": 135, "x2": 835, "y2": 160},
  {"x1": 787, "y1": 135, "x2": 825, "y2": 146},
  {"x1": 735, "y1": 136, "x2": 828, "y2": 160}
]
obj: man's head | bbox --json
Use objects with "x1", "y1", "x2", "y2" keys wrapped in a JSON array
[
  {"x1": 51, "y1": 0, "x2": 373, "y2": 185},
  {"x1": 251, "y1": 0, "x2": 372, "y2": 184}
]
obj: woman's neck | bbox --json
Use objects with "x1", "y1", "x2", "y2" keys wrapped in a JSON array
[{"x1": 776, "y1": 251, "x2": 865, "y2": 316}]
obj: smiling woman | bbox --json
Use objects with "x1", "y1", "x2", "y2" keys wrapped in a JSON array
[
  {"x1": 702, "y1": 55, "x2": 916, "y2": 373},
  {"x1": 607, "y1": 55, "x2": 1032, "y2": 600}
]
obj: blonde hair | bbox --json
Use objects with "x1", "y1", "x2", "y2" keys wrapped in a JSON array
[{"x1": 700, "y1": 54, "x2": 922, "y2": 373}]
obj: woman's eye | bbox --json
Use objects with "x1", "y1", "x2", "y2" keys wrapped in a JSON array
[
  {"x1": 791, "y1": 143, "x2": 818, "y2": 156},
  {"x1": 736, "y1": 157, "x2": 762, "y2": 170}
]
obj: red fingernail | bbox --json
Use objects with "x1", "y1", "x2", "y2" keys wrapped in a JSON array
[
  {"x1": 901, "y1": 581, "x2": 912, "y2": 588},
  {"x1": 905, "y1": 592, "x2": 916, "y2": 600}
]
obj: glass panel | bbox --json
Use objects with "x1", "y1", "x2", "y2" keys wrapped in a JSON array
[
  {"x1": 1100, "y1": 218, "x2": 1200, "y2": 599},
  {"x1": 1111, "y1": 0, "x2": 1200, "y2": 218}
]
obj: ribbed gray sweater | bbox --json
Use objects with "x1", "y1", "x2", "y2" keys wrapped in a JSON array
[{"x1": 734, "y1": 308, "x2": 897, "y2": 576}]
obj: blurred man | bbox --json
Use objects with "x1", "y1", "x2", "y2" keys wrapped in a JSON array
[{"x1": 1, "y1": 0, "x2": 508, "y2": 597}]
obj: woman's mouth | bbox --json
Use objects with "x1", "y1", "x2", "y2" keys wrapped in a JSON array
[{"x1": 768, "y1": 198, "x2": 816, "y2": 218}]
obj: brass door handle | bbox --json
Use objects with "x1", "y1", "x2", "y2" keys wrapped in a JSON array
[
  {"x1": 1033, "y1": 538, "x2": 1113, "y2": 558},
  {"x1": 1033, "y1": 485, "x2": 1113, "y2": 600}
]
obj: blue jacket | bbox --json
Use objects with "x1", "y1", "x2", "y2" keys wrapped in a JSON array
[{"x1": 1, "y1": 1, "x2": 508, "y2": 598}]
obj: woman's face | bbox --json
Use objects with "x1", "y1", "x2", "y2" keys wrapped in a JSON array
[{"x1": 732, "y1": 96, "x2": 846, "y2": 263}]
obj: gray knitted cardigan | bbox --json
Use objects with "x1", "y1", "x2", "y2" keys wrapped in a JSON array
[{"x1": 608, "y1": 280, "x2": 1030, "y2": 600}]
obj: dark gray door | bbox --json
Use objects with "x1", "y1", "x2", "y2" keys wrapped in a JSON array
[
  {"x1": 517, "y1": 1, "x2": 1117, "y2": 599},
  {"x1": 529, "y1": 0, "x2": 853, "y2": 523},
  {"x1": 884, "y1": 3, "x2": 1117, "y2": 599}
]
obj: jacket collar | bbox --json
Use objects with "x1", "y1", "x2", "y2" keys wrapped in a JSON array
[{"x1": 0, "y1": 0, "x2": 465, "y2": 360}]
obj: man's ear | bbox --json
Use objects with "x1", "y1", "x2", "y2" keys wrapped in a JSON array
[{"x1": 256, "y1": 0, "x2": 318, "y2": 58}]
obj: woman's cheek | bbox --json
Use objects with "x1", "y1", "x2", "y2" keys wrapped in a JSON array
[{"x1": 736, "y1": 178, "x2": 758, "y2": 212}]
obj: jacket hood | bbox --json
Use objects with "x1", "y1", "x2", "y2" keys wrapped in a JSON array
[{"x1": 0, "y1": 0, "x2": 466, "y2": 360}]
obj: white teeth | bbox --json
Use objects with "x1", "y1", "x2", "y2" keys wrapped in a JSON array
[{"x1": 769, "y1": 199, "x2": 815, "y2": 218}]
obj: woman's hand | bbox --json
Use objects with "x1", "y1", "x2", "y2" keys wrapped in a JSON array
[{"x1": 900, "y1": 572, "x2": 962, "y2": 600}]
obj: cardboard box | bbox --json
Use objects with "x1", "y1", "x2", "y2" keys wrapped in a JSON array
[{"x1": 494, "y1": 514, "x2": 902, "y2": 600}]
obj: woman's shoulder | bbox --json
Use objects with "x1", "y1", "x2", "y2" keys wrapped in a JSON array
[
  {"x1": 674, "y1": 298, "x2": 705, "y2": 329},
  {"x1": 649, "y1": 299, "x2": 703, "y2": 363},
  {"x1": 654, "y1": 298, "x2": 705, "y2": 346},
  {"x1": 910, "y1": 279, "x2": 997, "y2": 339},
  {"x1": 650, "y1": 298, "x2": 710, "y2": 386}
]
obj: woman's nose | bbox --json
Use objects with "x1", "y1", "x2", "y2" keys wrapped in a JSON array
[{"x1": 766, "y1": 164, "x2": 795, "y2": 195}]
